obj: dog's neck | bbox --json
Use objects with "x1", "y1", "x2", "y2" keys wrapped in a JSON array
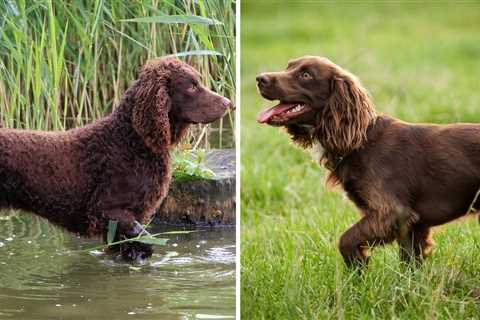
[
  {"x1": 170, "y1": 120, "x2": 189, "y2": 146},
  {"x1": 310, "y1": 141, "x2": 344, "y2": 171},
  {"x1": 112, "y1": 99, "x2": 191, "y2": 151},
  {"x1": 307, "y1": 114, "x2": 378, "y2": 171}
]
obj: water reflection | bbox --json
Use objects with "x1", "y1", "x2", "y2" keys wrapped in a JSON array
[{"x1": 0, "y1": 211, "x2": 236, "y2": 319}]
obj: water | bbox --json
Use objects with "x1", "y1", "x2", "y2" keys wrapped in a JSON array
[{"x1": 0, "y1": 211, "x2": 236, "y2": 319}]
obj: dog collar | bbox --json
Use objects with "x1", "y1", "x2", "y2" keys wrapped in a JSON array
[{"x1": 325, "y1": 153, "x2": 344, "y2": 171}]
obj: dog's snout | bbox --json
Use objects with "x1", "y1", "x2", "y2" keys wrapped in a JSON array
[{"x1": 256, "y1": 74, "x2": 270, "y2": 87}]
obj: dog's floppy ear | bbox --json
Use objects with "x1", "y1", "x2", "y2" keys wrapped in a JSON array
[
  {"x1": 131, "y1": 63, "x2": 172, "y2": 154},
  {"x1": 317, "y1": 70, "x2": 376, "y2": 156}
]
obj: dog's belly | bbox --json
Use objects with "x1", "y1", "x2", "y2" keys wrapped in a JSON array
[
  {"x1": 0, "y1": 150, "x2": 93, "y2": 234},
  {"x1": 417, "y1": 208, "x2": 467, "y2": 227},
  {"x1": 414, "y1": 194, "x2": 474, "y2": 227},
  {"x1": 0, "y1": 177, "x2": 90, "y2": 230}
]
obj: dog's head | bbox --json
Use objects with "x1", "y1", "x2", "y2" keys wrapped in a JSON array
[
  {"x1": 129, "y1": 57, "x2": 232, "y2": 151},
  {"x1": 256, "y1": 56, "x2": 376, "y2": 154},
  {"x1": 167, "y1": 60, "x2": 232, "y2": 124}
]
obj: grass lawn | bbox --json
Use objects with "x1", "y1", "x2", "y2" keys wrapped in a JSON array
[{"x1": 240, "y1": 1, "x2": 480, "y2": 319}]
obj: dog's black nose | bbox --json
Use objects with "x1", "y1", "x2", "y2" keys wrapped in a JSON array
[{"x1": 256, "y1": 74, "x2": 270, "y2": 87}]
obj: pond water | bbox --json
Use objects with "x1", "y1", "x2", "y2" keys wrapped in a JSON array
[{"x1": 0, "y1": 211, "x2": 236, "y2": 319}]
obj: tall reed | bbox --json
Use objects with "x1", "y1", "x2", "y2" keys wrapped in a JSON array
[{"x1": 0, "y1": 0, "x2": 235, "y2": 148}]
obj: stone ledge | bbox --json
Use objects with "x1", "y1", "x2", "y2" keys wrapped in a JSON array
[{"x1": 154, "y1": 149, "x2": 235, "y2": 226}]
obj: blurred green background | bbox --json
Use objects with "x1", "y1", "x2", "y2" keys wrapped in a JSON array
[{"x1": 241, "y1": 1, "x2": 480, "y2": 319}]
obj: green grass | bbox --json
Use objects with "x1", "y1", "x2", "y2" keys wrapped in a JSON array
[
  {"x1": 241, "y1": 1, "x2": 480, "y2": 319},
  {"x1": 0, "y1": 0, "x2": 235, "y2": 148}
]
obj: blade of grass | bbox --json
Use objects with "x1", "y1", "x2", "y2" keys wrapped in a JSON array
[{"x1": 121, "y1": 15, "x2": 222, "y2": 25}]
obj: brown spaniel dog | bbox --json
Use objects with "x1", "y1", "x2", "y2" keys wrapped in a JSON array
[
  {"x1": 257, "y1": 56, "x2": 480, "y2": 267},
  {"x1": 0, "y1": 57, "x2": 231, "y2": 261}
]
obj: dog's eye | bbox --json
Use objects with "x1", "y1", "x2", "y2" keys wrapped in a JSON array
[{"x1": 301, "y1": 71, "x2": 312, "y2": 80}]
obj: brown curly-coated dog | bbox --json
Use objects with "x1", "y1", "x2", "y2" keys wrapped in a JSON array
[{"x1": 0, "y1": 57, "x2": 231, "y2": 261}]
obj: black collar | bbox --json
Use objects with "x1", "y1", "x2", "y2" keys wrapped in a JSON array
[{"x1": 324, "y1": 153, "x2": 344, "y2": 171}]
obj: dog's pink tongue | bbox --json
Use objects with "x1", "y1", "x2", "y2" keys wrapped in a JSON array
[{"x1": 257, "y1": 103, "x2": 295, "y2": 123}]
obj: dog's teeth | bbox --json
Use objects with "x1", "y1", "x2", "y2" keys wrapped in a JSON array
[{"x1": 286, "y1": 104, "x2": 306, "y2": 115}]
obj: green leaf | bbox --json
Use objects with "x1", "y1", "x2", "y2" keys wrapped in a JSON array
[
  {"x1": 107, "y1": 220, "x2": 118, "y2": 244},
  {"x1": 121, "y1": 15, "x2": 222, "y2": 25},
  {"x1": 175, "y1": 50, "x2": 223, "y2": 57},
  {"x1": 136, "y1": 237, "x2": 169, "y2": 246},
  {"x1": 172, "y1": 149, "x2": 216, "y2": 182}
]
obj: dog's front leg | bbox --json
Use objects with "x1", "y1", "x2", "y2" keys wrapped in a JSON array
[
  {"x1": 103, "y1": 209, "x2": 153, "y2": 262},
  {"x1": 397, "y1": 226, "x2": 434, "y2": 264},
  {"x1": 338, "y1": 212, "x2": 399, "y2": 268}
]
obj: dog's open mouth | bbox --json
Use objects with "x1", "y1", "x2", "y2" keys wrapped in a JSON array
[{"x1": 256, "y1": 102, "x2": 312, "y2": 125}]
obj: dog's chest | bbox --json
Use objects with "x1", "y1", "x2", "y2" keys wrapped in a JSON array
[{"x1": 310, "y1": 142, "x2": 325, "y2": 165}]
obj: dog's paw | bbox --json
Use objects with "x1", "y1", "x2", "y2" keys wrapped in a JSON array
[{"x1": 120, "y1": 241, "x2": 153, "y2": 263}]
